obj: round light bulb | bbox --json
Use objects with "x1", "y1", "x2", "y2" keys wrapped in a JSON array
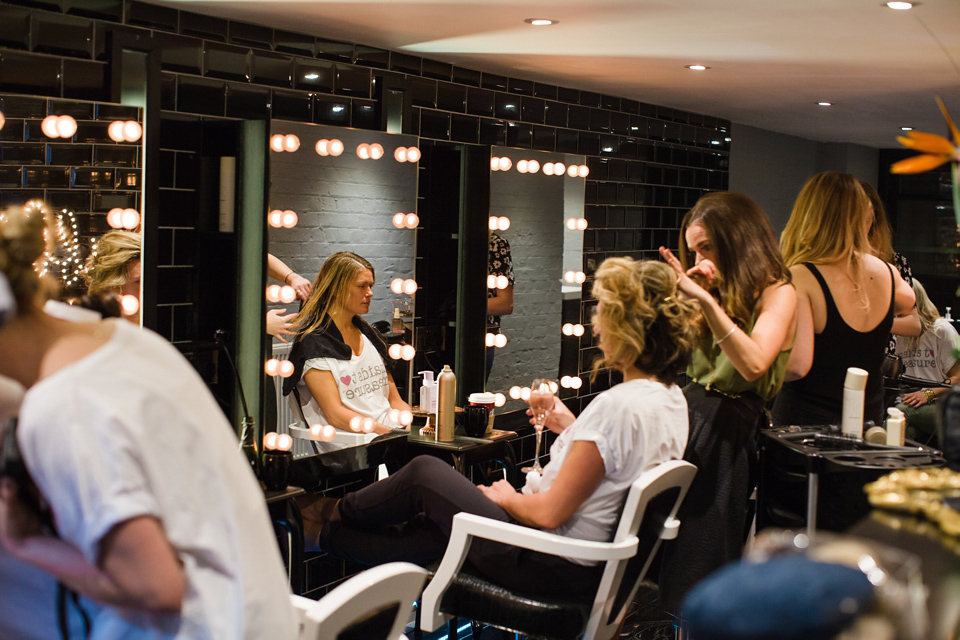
[
  {"x1": 321, "y1": 424, "x2": 337, "y2": 441},
  {"x1": 401, "y1": 344, "x2": 416, "y2": 360},
  {"x1": 315, "y1": 139, "x2": 329, "y2": 156},
  {"x1": 122, "y1": 121, "x2": 142, "y2": 142},
  {"x1": 265, "y1": 359, "x2": 280, "y2": 376},
  {"x1": 41, "y1": 115, "x2": 60, "y2": 138},
  {"x1": 357, "y1": 143, "x2": 370, "y2": 159},
  {"x1": 566, "y1": 164, "x2": 578, "y2": 177},
  {"x1": 328, "y1": 139, "x2": 344, "y2": 156},
  {"x1": 106, "y1": 208, "x2": 124, "y2": 229},
  {"x1": 392, "y1": 213, "x2": 406, "y2": 228},
  {"x1": 562, "y1": 323, "x2": 574, "y2": 336},
  {"x1": 498, "y1": 157, "x2": 512, "y2": 171},
  {"x1": 310, "y1": 424, "x2": 324, "y2": 438},
  {"x1": 406, "y1": 147, "x2": 420, "y2": 162},
  {"x1": 526, "y1": 159, "x2": 539, "y2": 174},
  {"x1": 489, "y1": 216, "x2": 499, "y2": 230},
  {"x1": 266, "y1": 284, "x2": 281, "y2": 302},
  {"x1": 494, "y1": 393, "x2": 506, "y2": 407},
  {"x1": 490, "y1": 157, "x2": 500, "y2": 171},
  {"x1": 0, "y1": 111, "x2": 5, "y2": 131},
  {"x1": 279, "y1": 285, "x2": 297, "y2": 303},
  {"x1": 574, "y1": 271, "x2": 586, "y2": 284},
  {"x1": 281, "y1": 210, "x2": 298, "y2": 228},
  {"x1": 388, "y1": 343, "x2": 403, "y2": 359},
  {"x1": 121, "y1": 209, "x2": 140, "y2": 230},
  {"x1": 578, "y1": 165, "x2": 589, "y2": 178},
  {"x1": 496, "y1": 275, "x2": 508, "y2": 290},
  {"x1": 517, "y1": 159, "x2": 528, "y2": 174},
  {"x1": 120, "y1": 294, "x2": 139, "y2": 316},
  {"x1": 570, "y1": 376, "x2": 583, "y2": 389},
  {"x1": 560, "y1": 376, "x2": 571, "y2": 388},
  {"x1": 264, "y1": 432, "x2": 279, "y2": 450},
  {"x1": 369, "y1": 143, "x2": 384, "y2": 160},
  {"x1": 361, "y1": 418, "x2": 375, "y2": 433},
  {"x1": 390, "y1": 278, "x2": 404, "y2": 294},
  {"x1": 487, "y1": 274, "x2": 497, "y2": 289},
  {"x1": 485, "y1": 333, "x2": 496, "y2": 347},
  {"x1": 497, "y1": 216, "x2": 510, "y2": 231},
  {"x1": 108, "y1": 120, "x2": 126, "y2": 142},
  {"x1": 270, "y1": 134, "x2": 285, "y2": 152},
  {"x1": 576, "y1": 218, "x2": 588, "y2": 231},
  {"x1": 394, "y1": 147, "x2": 408, "y2": 162},
  {"x1": 548, "y1": 380, "x2": 559, "y2": 393},
  {"x1": 402, "y1": 279, "x2": 418, "y2": 295},
  {"x1": 520, "y1": 387, "x2": 531, "y2": 401},
  {"x1": 509, "y1": 386, "x2": 522, "y2": 399},
  {"x1": 564, "y1": 271, "x2": 575, "y2": 283},
  {"x1": 56, "y1": 115, "x2": 77, "y2": 138},
  {"x1": 566, "y1": 218, "x2": 577, "y2": 230},
  {"x1": 282, "y1": 134, "x2": 300, "y2": 152},
  {"x1": 543, "y1": 162, "x2": 555, "y2": 176},
  {"x1": 278, "y1": 360, "x2": 295, "y2": 378},
  {"x1": 573, "y1": 324, "x2": 585, "y2": 336},
  {"x1": 399, "y1": 410, "x2": 413, "y2": 426},
  {"x1": 554, "y1": 162, "x2": 565, "y2": 175},
  {"x1": 388, "y1": 408, "x2": 400, "y2": 424},
  {"x1": 404, "y1": 213, "x2": 419, "y2": 228},
  {"x1": 349, "y1": 416, "x2": 362, "y2": 432},
  {"x1": 268, "y1": 210, "x2": 284, "y2": 227},
  {"x1": 494, "y1": 333, "x2": 507, "y2": 348},
  {"x1": 276, "y1": 433, "x2": 293, "y2": 451}
]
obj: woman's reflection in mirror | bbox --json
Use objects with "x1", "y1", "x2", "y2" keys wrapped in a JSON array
[
  {"x1": 82, "y1": 230, "x2": 140, "y2": 324},
  {"x1": 486, "y1": 231, "x2": 515, "y2": 380}
]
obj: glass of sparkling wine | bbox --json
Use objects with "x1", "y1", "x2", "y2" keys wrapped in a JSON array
[{"x1": 522, "y1": 378, "x2": 555, "y2": 474}]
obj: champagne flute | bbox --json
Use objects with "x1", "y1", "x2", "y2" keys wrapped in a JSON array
[{"x1": 522, "y1": 378, "x2": 555, "y2": 474}]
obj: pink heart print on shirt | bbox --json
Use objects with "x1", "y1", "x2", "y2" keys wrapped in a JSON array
[{"x1": 340, "y1": 375, "x2": 352, "y2": 386}]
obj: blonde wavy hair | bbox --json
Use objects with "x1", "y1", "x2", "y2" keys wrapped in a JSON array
[
  {"x1": 84, "y1": 230, "x2": 141, "y2": 295},
  {"x1": 901, "y1": 278, "x2": 941, "y2": 353},
  {"x1": 0, "y1": 205, "x2": 50, "y2": 316},
  {"x1": 590, "y1": 258, "x2": 699, "y2": 383},
  {"x1": 860, "y1": 181, "x2": 894, "y2": 262},
  {"x1": 293, "y1": 251, "x2": 375, "y2": 335}
]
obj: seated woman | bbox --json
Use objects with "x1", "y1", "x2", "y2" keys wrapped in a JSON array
[
  {"x1": 82, "y1": 230, "x2": 140, "y2": 323},
  {"x1": 282, "y1": 252, "x2": 411, "y2": 439},
  {"x1": 895, "y1": 278, "x2": 960, "y2": 441},
  {"x1": 304, "y1": 258, "x2": 697, "y2": 597}
]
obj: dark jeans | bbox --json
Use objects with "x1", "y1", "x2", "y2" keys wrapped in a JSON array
[{"x1": 324, "y1": 456, "x2": 602, "y2": 597}]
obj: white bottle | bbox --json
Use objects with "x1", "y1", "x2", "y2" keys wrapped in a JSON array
[
  {"x1": 841, "y1": 367, "x2": 869, "y2": 438},
  {"x1": 885, "y1": 406, "x2": 905, "y2": 447},
  {"x1": 419, "y1": 371, "x2": 436, "y2": 413}
]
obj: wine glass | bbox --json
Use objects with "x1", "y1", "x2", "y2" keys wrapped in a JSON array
[{"x1": 522, "y1": 378, "x2": 555, "y2": 474}]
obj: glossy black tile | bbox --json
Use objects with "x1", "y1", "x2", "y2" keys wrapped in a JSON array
[
  {"x1": 532, "y1": 126, "x2": 554, "y2": 151},
  {"x1": 520, "y1": 97, "x2": 544, "y2": 124},
  {"x1": 636, "y1": 141, "x2": 654, "y2": 162},
  {"x1": 160, "y1": 72, "x2": 177, "y2": 110},
  {"x1": 62, "y1": 58, "x2": 108, "y2": 101},
  {"x1": 32, "y1": 11, "x2": 93, "y2": 57},
  {"x1": 600, "y1": 95, "x2": 619, "y2": 111},
  {"x1": 543, "y1": 101, "x2": 566, "y2": 127},
  {"x1": 478, "y1": 119, "x2": 505, "y2": 146},
  {"x1": 607, "y1": 206, "x2": 625, "y2": 228},
  {"x1": 127, "y1": 1, "x2": 178, "y2": 31},
  {"x1": 93, "y1": 190, "x2": 138, "y2": 212},
  {"x1": 451, "y1": 66, "x2": 481, "y2": 87},
  {"x1": 555, "y1": 128, "x2": 578, "y2": 154},
  {"x1": 607, "y1": 159, "x2": 627, "y2": 181},
  {"x1": 315, "y1": 37, "x2": 353, "y2": 63},
  {"x1": 0, "y1": 6, "x2": 30, "y2": 50},
  {"x1": 590, "y1": 109, "x2": 611, "y2": 133},
  {"x1": 275, "y1": 30, "x2": 315, "y2": 56},
  {"x1": 351, "y1": 99, "x2": 377, "y2": 129},
  {"x1": 312, "y1": 94, "x2": 349, "y2": 126},
  {"x1": 617, "y1": 184, "x2": 635, "y2": 205},
  {"x1": 557, "y1": 86, "x2": 578, "y2": 105},
  {"x1": 66, "y1": 0, "x2": 122, "y2": 21},
  {"x1": 46, "y1": 189, "x2": 91, "y2": 212},
  {"x1": 0, "y1": 95, "x2": 45, "y2": 119},
  {"x1": 354, "y1": 45, "x2": 388, "y2": 69},
  {"x1": 157, "y1": 266, "x2": 195, "y2": 304},
  {"x1": 157, "y1": 227, "x2": 174, "y2": 265},
  {"x1": 205, "y1": 42, "x2": 250, "y2": 82},
  {"x1": 663, "y1": 122, "x2": 681, "y2": 144},
  {"x1": 390, "y1": 52, "x2": 421, "y2": 75},
  {"x1": 419, "y1": 110, "x2": 449, "y2": 140},
  {"x1": 156, "y1": 188, "x2": 195, "y2": 226},
  {"x1": 436, "y1": 82, "x2": 466, "y2": 113},
  {"x1": 578, "y1": 132, "x2": 600, "y2": 156},
  {"x1": 638, "y1": 103, "x2": 658, "y2": 118},
  {"x1": 334, "y1": 64, "x2": 370, "y2": 97},
  {"x1": 0, "y1": 143, "x2": 45, "y2": 164},
  {"x1": 74, "y1": 167, "x2": 114, "y2": 189},
  {"x1": 162, "y1": 34, "x2": 205, "y2": 76},
  {"x1": 508, "y1": 78, "x2": 533, "y2": 96},
  {"x1": 533, "y1": 83, "x2": 558, "y2": 100},
  {"x1": 49, "y1": 100, "x2": 93, "y2": 120},
  {"x1": 172, "y1": 228, "x2": 197, "y2": 266},
  {"x1": 451, "y1": 114, "x2": 478, "y2": 144},
  {"x1": 181, "y1": 11, "x2": 228, "y2": 42},
  {"x1": 0, "y1": 51, "x2": 61, "y2": 97},
  {"x1": 159, "y1": 150, "x2": 175, "y2": 188},
  {"x1": 494, "y1": 94, "x2": 519, "y2": 120},
  {"x1": 96, "y1": 103, "x2": 140, "y2": 122},
  {"x1": 49, "y1": 143, "x2": 93, "y2": 166},
  {"x1": 294, "y1": 59, "x2": 334, "y2": 92},
  {"x1": 586, "y1": 159, "x2": 607, "y2": 181},
  {"x1": 226, "y1": 83, "x2": 270, "y2": 119},
  {"x1": 579, "y1": 91, "x2": 601, "y2": 108},
  {"x1": 627, "y1": 162, "x2": 645, "y2": 183},
  {"x1": 177, "y1": 77, "x2": 225, "y2": 116},
  {"x1": 610, "y1": 112, "x2": 631, "y2": 136},
  {"x1": 618, "y1": 137, "x2": 639, "y2": 160},
  {"x1": 272, "y1": 89, "x2": 312, "y2": 122},
  {"x1": 567, "y1": 105, "x2": 589, "y2": 130},
  {"x1": 505, "y1": 121, "x2": 531, "y2": 148},
  {"x1": 624, "y1": 206, "x2": 644, "y2": 228},
  {"x1": 583, "y1": 181, "x2": 597, "y2": 205},
  {"x1": 621, "y1": 99, "x2": 640, "y2": 115},
  {"x1": 93, "y1": 23, "x2": 148, "y2": 62},
  {"x1": 250, "y1": 51, "x2": 292, "y2": 87},
  {"x1": 466, "y1": 87, "x2": 494, "y2": 117},
  {"x1": 421, "y1": 59, "x2": 451, "y2": 81},
  {"x1": 481, "y1": 73, "x2": 507, "y2": 91},
  {"x1": 408, "y1": 76, "x2": 436, "y2": 108},
  {"x1": 116, "y1": 167, "x2": 139, "y2": 189},
  {"x1": 73, "y1": 121, "x2": 111, "y2": 144},
  {"x1": 654, "y1": 145, "x2": 671, "y2": 164},
  {"x1": 229, "y1": 21, "x2": 273, "y2": 49},
  {"x1": 25, "y1": 167, "x2": 68, "y2": 187}
]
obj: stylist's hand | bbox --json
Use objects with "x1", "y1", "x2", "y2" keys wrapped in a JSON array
[
  {"x1": 0, "y1": 477, "x2": 44, "y2": 550},
  {"x1": 659, "y1": 246, "x2": 715, "y2": 301},
  {"x1": 477, "y1": 478, "x2": 516, "y2": 506},
  {"x1": 900, "y1": 390, "x2": 930, "y2": 408},
  {"x1": 528, "y1": 396, "x2": 575, "y2": 434},
  {"x1": 266, "y1": 309, "x2": 297, "y2": 342},
  {"x1": 288, "y1": 273, "x2": 313, "y2": 301}
]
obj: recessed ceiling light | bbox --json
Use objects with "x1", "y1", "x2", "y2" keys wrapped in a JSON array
[
  {"x1": 817, "y1": 102, "x2": 833, "y2": 106},
  {"x1": 524, "y1": 18, "x2": 557, "y2": 26},
  {"x1": 304, "y1": 73, "x2": 319, "y2": 80},
  {"x1": 685, "y1": 64, "x2": 710, "y2": 71},
  {"x1": 885, "y1": 1, "x2": 915, "y2": 9},
  {"x1": 900, "y1": 126, "x2": 914, "y2": 130}
]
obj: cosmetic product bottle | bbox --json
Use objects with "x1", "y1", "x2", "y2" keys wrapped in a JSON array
[
  {"x1": 419, "y1": 370, "x2": 436, "y2": 413},
  {"x1": 437, "y1": 365, "x2": 456, "y2": 442},
  {"x1": 885, "y1": 406, "x2": 905, "y2": 447},
  {"x1": 841, "y1": 367, "x2": 869, "y2": 438}
]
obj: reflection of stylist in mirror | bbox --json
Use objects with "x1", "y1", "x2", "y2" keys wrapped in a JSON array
[
  {"x1": 282, "y1": 252, "x2": 410, "y2": 435},
  {"x1": 266, "y1": 253, "x2": 311, "y2": 343},
  {"x1": 83, "y1": 230, "x2": 140, "y2": 324},
  {"x1": 486, "y1": 231, "x2": 515, "y2": 381}
]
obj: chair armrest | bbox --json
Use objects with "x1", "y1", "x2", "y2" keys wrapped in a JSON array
[
  {"x1": 420, "y1": 513, "x2": 637, "y2": 632},
  {"x1": 660, "y1": 516, "x2": 681, "y2": 540}
]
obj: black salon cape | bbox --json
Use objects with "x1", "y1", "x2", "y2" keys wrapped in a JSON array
[{"x1": 281, "y1": 316, "x2": 395, "y2": 398}]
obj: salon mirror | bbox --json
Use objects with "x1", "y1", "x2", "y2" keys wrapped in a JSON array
[
  {"x1": 0, "y1": 93, "x2": 143, "y2": 317},
  {"x1": 266, "y1": 120, "x2": 419, "y2": 454},
  {"x1": 485, "y1": 146, "x2": 587, "y2": 412}
]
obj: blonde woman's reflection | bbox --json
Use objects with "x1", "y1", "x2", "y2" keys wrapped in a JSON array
[{"x1": 83, "y1": 230, "x2": 140, "y2": 323}]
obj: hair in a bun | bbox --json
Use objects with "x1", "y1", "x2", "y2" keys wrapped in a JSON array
[{"x1": 0, "y1": 205, "x2": 49, "y2": 315}]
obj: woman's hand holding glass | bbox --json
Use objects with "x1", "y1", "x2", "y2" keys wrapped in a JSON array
[
  {"x1": 527, "y1": 395, "x2": 574, "y2": 434},
  {"x1": 522, "y1": 379, "x2": 555, "y2": 474}
]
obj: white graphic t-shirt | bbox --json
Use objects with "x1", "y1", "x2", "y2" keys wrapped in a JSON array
[{"x1": 895, "y1": 317, "x2": 959, "y2": 383}]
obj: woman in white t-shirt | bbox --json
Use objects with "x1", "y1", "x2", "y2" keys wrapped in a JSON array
[
  {"x1": 895, "y1": 279, "x2": 960, "y2": 440},
  {"x1": 282, "y1": 252, "x2": 411, "y2": 435},
  {"x1": 300, "y1": 258, "x2": 697, "y2": 599}
]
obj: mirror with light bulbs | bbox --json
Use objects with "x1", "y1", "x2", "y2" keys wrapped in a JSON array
[
  {"x1": 485, "y1": 146, "x2": 588, "y2": 412},
  {"x1": 266, "y1": 120, "x2": 420, "y2": 454},
  {"x1": 0, "y1": 93, "x2": 144, "y2": 321}
]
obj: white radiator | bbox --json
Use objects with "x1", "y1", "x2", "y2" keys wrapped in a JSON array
[{"x1": 271, "y1": 342, "x2": 314, "y2": 459}]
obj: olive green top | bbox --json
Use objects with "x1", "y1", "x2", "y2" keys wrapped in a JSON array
[{"x1": 688, "y1": 314, "x2": 792, "y2": 402}]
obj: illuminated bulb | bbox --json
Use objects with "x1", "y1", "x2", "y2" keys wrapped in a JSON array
[
  {"x1": 316, "y1": 139, "x2": 329, "y2": 156},
  {"x1": 566, "y1": 218, "x2": 577, "y2": 230},
  {"x1": 268, "y1": 210, "x2": 284, "y2": 227},
  {"x1": 120, "y1": 295, "x2": 139, "y2": 316},
  {"x1": 509, "y1": 386, "x2": 522, "y2": 399},
  {"x1": 561, "y1": 376, "x2": 571, "y2": 388},
  {"x1": 122, "y1": 121, "x2": 142, "y2": 142},
  {"x1": 0, "y1": 110, "x2": 5, "y2": 131},
  {"x1": 485, "y1": 333, "x2": 496, "y2": 347},
  {"x1": 543, "y1": 162, "x2": 555, "y2": 176},
  {"x1": 266, "y1": 285, "x2": 281, "y2": 302},
  {"x1": 490, "y1": 157, "x2": 500, "y2": 171},
  {"x1": 388, "y1": 343, "x2": 403, "y2": 359},
  {"x1": 321, "y1": 424, "x2": 337, "y2": 441},
  {"x1": 270, "y1": 134, "x2": 285, "y2": 152},
  {"x1": 279, "y1": 286, "x2": 297, "y2": 303},
  {"x1": 264, "y1": 432, "x2": 279, "y2": 450},
  {"x1": 494, "y1": 333, "x2": 507, "y2": 348},
  {"x1": 390, "y1": 278, "x2": 404, "y2": 294},
  {"x1": 487, "y1": 274, "x2": 497, "y2": 289},
  {"x1": 517, "y1": 160, "x2": 528, "y2": 173},
  {"x1": 574, "y1": 271, "x2": 586, "y2": 284},
  {"x1": 577, "y1": 165, "x2": 589, "y2": 178},
  {"x1": 493, "y1": 393, "x2": 506, "y2": 407},
  {"x1": 401, "y1": 344, "x2": 416, "y2": 360},
  {"x1": 361, "y1": 418, "x2": 375, "y2": 433},
  {"x1": 402, "y1": 279, "x2": 418, "y2": 295},
  {"x1": 56, "y1": 115, "x2": 77, "y2": 138},
  {"x1": 498, "y1": 157, "x2": 512, "y2": 171},
  {"x1": 570, "y1": 376, "x2": 583, "y2": 389},
  {"x1": 564, "y1": 271, "x2": 575, "y2": 283},
  {"x1": 566, "y1": 164, "x2": 578, "y2": 177},
  {"x1": 278, "y1": 360, "x2": 295, "y2": 378},
  {"x1": 349, "y1": 416, "x2": 362, "y2": 432},
  {"x1": 497, "y1": 216, "x2": 510, "y2": 231},
  {"x1": 406, "y1": 147, "x2": 420, "y2": 162},
  {"x1": 121, "y1": 209, "x2": 140, "y2": 230},
  {"x1": 328, "y1": 139, "x2": 344, "y2": 156},
  {"x1": 562, "y1": 323, "x2": 574, "y2": 336},
  {"x1": 108, "y1": 120, "x2": 126, "y2": 142},
  {"x1": 310, "y1": 424, "x2": 324, "y2": 438},
  {"x1": 548, "y1": 380, "x2": 559, "y2": 393},
  {"x1": 106, "y1": 208, "x2": 124, "y2": 228},
  {"x1": 393, "y1": 213, "x2": 406, "y2": 228},
  {"x1": 496, "y1": 275, "x2": 509, "y2": 290},
  {"x1": 265, "y1": 359, "x2": 280, "y2": 375},
  {"x1": 388, "y1": 408, "x2": 401, "y2": 424},
  {"x1": 399, "y1": 410, "x2": 413, "y2": 426},
  {"x1": 554, "y1": 162, "x2": 565, "y2": 175},
  {"x1": 276, "y1": 433, "x2": 293, "y2": 451},
  {"x1": 41, "y1": 115, "x2": 60, "y2": 138},
  {"x1": 282, "y1": 134, "x2": 300, "y2": 152},
  {"x1": 526, "y1": 159, "x2": 539, "y2": 174},
  {"x1": 572, "y1": 324, "x2": 585, "y2": 336},
  {"x1": 520, "y1": 387, "x2": 531, "y2": 401},
  {"x1": 369, "y1": 143, "x2": 384, "y2": 160},
  {"x1": 576, "y1": 218, "x2": 588, "y2": 231},
  {"x1": 357, "y1": 143, "x2": 370, "y2": 159},
  {"x1": 886, "y1": 1, "x2": 913, "y2": 9},
  {"x1": 394, "y1": 147, "x2": 408, "y2": 162},
  {"x1": 404, "y1": 213, "x2": 419, "y2": 228},
  {"x1": 489, "y1": 216, "x2": 499, "y2": 231},
  {"x1": 281, "y1": 210, "x2": 298, "y2": 228}
]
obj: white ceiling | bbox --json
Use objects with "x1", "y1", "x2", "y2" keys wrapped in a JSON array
[{"x1": 160, "y1": 0, "x2": 960, "y2": 148}]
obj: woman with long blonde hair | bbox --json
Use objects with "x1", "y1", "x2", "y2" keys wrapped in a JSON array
[
  {"x1": 657, "y1": 191, "x2": 797, "y2": 611},
  {"x1": 772, "y1": 171, "x2": 916, "y2": 426}
]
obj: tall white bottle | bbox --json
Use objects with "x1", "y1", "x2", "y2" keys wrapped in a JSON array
[{"x1": 841, "y1": 367, "x2": 869, "y2": 438}]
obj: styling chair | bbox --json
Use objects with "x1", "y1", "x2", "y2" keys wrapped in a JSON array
[
  {"x1": 291, "y1": 561, "x2": 427, "y2": 640},
  {"x1": 420, "y1": 459, "x2": 697, "y2": 640}
]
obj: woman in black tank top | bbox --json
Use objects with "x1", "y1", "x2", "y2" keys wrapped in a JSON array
[{"x1": 773, "y1": 172, "x2": 916, "y2": 426}]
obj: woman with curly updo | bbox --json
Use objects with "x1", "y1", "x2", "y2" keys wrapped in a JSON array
[
  {"x1": 83, "y1": 230, "x2": 141, "y2": 323},
  {"x1": 303, "y1": 258, "x2": 697, "y2": 600},
  {"x1": 658, "y1": 191, "x2": 798, "y2": 611}
]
